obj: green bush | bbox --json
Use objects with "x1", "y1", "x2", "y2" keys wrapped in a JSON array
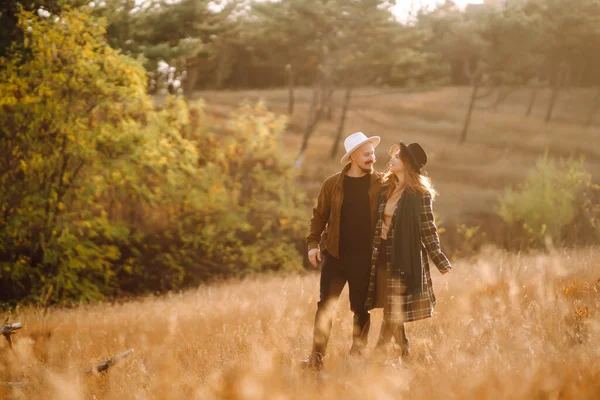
[
  {"x1": 114, "y1": 101, "x2": 307, "y2": 294},
  {"x1": 497, "y1": 154, "x2": 599, "y2": 248},
  {"x1": 0, "y1": 10, "x2": 306, "y2": 306}
]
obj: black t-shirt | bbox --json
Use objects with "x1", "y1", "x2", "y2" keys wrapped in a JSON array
[{"x1": 339, "y1": 173, "x2": 371, "y2": 257}]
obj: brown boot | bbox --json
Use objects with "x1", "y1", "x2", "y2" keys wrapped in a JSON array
[
  {"x1": 300, "y1": 351, "x2": 324, "y2": 371},
  {"x1": 393, "y1": 323, "x2": 410, "y2": 360},
  {"x1": 376, "y1": 320, "x2": 394, "y2": 349},
  {"x1": 401, "y1": 346, "x2": 411, "y2": 360},
  {"x1": 349, "y1": 343, "x2": 364, "y2": 356}
]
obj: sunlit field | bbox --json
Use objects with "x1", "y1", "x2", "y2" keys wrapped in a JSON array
[
  {"x1": 2, "y1": 247, "x2": 599, "y2": 399},
  {"x1": 3, "y1": 2, "x2": 600, "y2": 398}
]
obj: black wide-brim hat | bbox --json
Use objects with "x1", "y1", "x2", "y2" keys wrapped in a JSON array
[{"x1": 399, "y1": 141, "x2": 427, "y2": 172}]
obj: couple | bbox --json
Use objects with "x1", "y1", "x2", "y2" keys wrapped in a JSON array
[{"x1": 302, "y1": 132, "x2": 452, "y2": 370}]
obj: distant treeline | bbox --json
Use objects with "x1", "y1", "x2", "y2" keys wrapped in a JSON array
[{"x1": 2, "y1": 0, "x2": 600, "y2": 92}]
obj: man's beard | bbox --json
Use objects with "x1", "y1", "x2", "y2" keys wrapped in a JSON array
[{"x1": 360, "y1": 163, "x2": 374, "y2": 174}]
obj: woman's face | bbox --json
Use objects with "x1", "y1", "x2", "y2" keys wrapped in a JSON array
[{"x1": 389, "y1": 148, "x2": 404, "y2": 174}]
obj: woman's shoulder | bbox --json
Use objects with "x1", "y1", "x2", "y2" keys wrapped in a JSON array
[
  {"x1": 421, "y1": 190, "x2": 432, "y2": 199},
  {"x1": 419, "y1": 190, "x2": 434, "y2": 206}
]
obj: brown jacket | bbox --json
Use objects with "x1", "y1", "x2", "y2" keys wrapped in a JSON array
[{"x1": 306, "y1": 163, "x2": 383, "y2": 259}]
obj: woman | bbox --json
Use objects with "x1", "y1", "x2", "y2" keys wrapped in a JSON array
[{"x1": 365, "y1": 141, "x2": 451, "y2": 359}]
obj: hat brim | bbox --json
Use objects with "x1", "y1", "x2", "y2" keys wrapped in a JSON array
[
  {"x1": 340, "y1": 136, "x2": 381, "y2": 164},
  {"x1": 399, "y1": 141, "x2": 422, "y2": 172}
]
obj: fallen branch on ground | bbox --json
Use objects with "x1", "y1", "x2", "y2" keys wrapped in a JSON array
[
  {"x1": 1, "y1": 319, "x2": 22, "y2": 348},
  {"x1": 2, "y1": 348, "x2": 135, "y2": 388},
  {"x1": 84, "y1": 348, "x2": 135, "y2": 374}
]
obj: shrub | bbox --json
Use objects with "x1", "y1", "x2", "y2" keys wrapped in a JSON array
[
  {"x1": 497, "y1": 154, "x2": 599, "y2": 248},
  {"x1": 0, "y1": 10, "x2": 306, "y2": 305}
]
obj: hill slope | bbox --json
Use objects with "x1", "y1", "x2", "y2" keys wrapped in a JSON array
[{"x1": 196, "y1": 87, "x2": 600, "y2": 220}]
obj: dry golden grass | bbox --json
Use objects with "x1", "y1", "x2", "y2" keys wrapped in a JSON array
[
  {"x1": 195, "y1": 87, "x2": 600, "y2": 222},
  {"x1": 3, "y1": 87, "x2": 596, "y2": 398},
  {"x1": 2, "y1": 247, "x2": 599, "y2": 399}
]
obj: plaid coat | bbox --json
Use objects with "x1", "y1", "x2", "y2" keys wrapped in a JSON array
[{"x1": 365, "y1": 189, "x2": 451, "y2": 324}]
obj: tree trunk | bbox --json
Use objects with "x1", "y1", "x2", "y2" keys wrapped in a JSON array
[
  {"x1": 215, "y1": 47, "x2": 227, "y2": 89},
  {"x1": 324, "y1": 78, "x2": 334, "y2": 121},
  {"x1": 184, "y1": 59, "x2": 199, "y2": 95},
  {"x1": 576, "y1": 62, "x2": 587, "y2": 87},
  {"x1": 325, "y1": 100, "x2": 333, "y2": 121},
  {"x1": 493, "y1": 84, "x2": 503, "y2": 112},
  {"x1": 585, "y1": 87, "x2": 600, "y2": 127},
  {"x1": 286, "y1": 64, "x2": 294, "y2": 115},
  {"x1": 318, "y1": 83, "x2": 334, "y2": 121},
  {"x1": 295, "y1": 83, "x2": 320, "y2": 167},
  {"x1": 330, "y1": 87, "x2": 353, "y2": 160},
  {"x1": 459, "y1": 78, "x2": 480, "y2": 144},
  {"x1": 463, "y1": 58, "x2": 475, "y2": 83},
  {"x1": 295, "y1": 83, "x2": 335, "y2": 168},
  {"x1": 526, "y1": 85, "x2": 538, "y2": 117},
  {"x1": 562, "y1": 63, "x2": 572, "y2": 92},
  {"x1": 545, "y1": 86, "x2": 559, "y2": 123},
  {"x1": 545, "y1": 63, "x2": 568, "y2": 123}
]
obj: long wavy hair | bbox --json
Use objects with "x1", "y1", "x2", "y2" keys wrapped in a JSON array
[{"x1": 382, "y1": 144, "x2": 437, "y2": 200}]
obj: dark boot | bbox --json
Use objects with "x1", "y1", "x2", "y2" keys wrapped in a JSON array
[
  {"x1": 301, "y1": 307, "x2": 331, "y2": 370},
  {"x1": 349, "y1": 312, "x2": 370, "y2": 356}
]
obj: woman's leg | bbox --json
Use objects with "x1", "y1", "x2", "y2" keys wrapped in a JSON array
[
  {"x1": 393, "y1": 323, "x2": 410, "y2": 358},
  {"x1": 375, "y1": 239, "x2": 398, "y2": 349},
  {"x1": 376, "y1": 319, "x2": 394, "y2": 348}
]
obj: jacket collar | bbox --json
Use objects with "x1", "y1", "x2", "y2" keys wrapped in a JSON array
[
  {"x1": 336, "y1": 163, "x2": 381, "y2": 188},
  {"x1": 335, "y1": 163, "x2": 353, "y2": 189}
]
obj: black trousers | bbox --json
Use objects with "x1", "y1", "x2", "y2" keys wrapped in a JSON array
[{"x1": 312, "y1": 250, "x2": 371, "y2": 355}]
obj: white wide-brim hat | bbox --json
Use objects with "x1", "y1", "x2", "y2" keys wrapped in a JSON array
[{"x1": 340, "y1": 132, "x2": 381, "y2": 164}]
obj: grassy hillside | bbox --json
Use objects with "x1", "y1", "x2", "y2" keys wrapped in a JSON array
[
  {"x1": 1, "y1": 247, "x2": 598, "y2": 399},
  {"x1": 195, "y1": 87, "x2": 600, "y2": 249}
]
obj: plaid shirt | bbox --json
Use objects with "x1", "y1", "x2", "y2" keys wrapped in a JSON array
[{"x1": 365, "y1": 190, "x2": 451, "y2": 324}]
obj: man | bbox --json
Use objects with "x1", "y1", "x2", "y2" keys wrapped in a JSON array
[{"x1": 302, "y1": 132, "x2": 383, "y2": 370}]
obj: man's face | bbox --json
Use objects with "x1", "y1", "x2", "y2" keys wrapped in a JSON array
[{"x1": 350, "y1": 142, "x2": 376, "y2": 173}]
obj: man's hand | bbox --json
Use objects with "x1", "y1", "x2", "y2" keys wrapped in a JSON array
[
  {"x1": 441, "y1": 268, "x2": 451, "y2": 275},
  {"x1": 308, "y1": 248, "x2": 322, "y2": 268}
]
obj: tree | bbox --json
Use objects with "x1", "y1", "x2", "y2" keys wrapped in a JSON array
[
  {"x1": 89, "y1": 0, "x2": 241, "y2": 92},
  {"x1": 0, "y1": 0, "x2": 90, "y2": 60},
  {"x1": 247, "y1": 0, "x2": 433, "y2": 164},
  {"x1": 0, "y1": 8, "x2": 307, "y2": 305},
  {"x1": 0, "y1": 8, "x2": 199, "y2": 303},
  {"x1": 536, "y1": 0, "x2": 600, "y2": 122},
  {"x1": 415, "y1": 0, "x2": 600, "y2": 142}
]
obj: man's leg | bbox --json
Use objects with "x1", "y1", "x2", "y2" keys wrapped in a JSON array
[
  {"x1": 303, "y1": 252, "x2": 346, "y2": 369},
  {"x1": 346, "y1": 253, "x2": 372, "y2": 355},
  {"x1": 350, "y1": 311, "x2": 370, "y2": 355}
]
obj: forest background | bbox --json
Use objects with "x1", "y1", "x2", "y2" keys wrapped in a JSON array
[{"x1": 1, "y1": 0, "x2": 600, "y2": 306}]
